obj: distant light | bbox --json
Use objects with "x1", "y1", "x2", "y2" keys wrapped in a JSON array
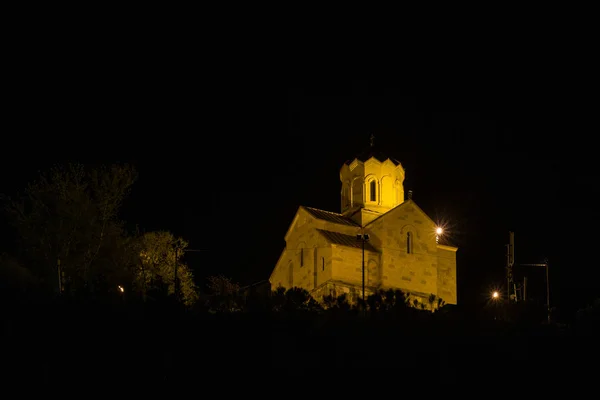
[
  {"x1": 492, "y1": 291, "x2": 499, "y2": 299},
  {"x1": 436, "y1": 227, "x2": 443, "y2": 235},
  {"x1": 118, "y1": 285, "x2": 124, "y2": 293}
]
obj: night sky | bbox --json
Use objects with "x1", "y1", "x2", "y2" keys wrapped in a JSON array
[{"x1": 2, "y1": 80, "x2": 598, "y2": 313}]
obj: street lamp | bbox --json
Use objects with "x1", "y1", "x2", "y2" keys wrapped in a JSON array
[
  {"x1": 356, "y1": 232, "x2": 370, "y2": 304},
  {"x1": 118, "y1": 285, "x2": 125, "y2": 303},
  {"x1": 490, "y1": 290, "x2": 501, "y2": 320},
  {"x1": 435, "y1": 227, "x2": 443, "y2": 244}
]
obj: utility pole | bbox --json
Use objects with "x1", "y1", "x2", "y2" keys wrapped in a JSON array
[
  {"x1": 545, "y1": 259, "x2": 550, "y2": 322},
  {"x1": 506, "y1": 231, "x2": 514, "y2": 302}
]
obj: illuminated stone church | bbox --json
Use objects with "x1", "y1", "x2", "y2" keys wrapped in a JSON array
[{"x1": 269, "y1": 136, "x2": 457, "y2": 306}]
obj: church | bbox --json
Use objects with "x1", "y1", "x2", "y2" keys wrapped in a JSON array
[{"x1": 269, "y1": 137, "x2": 457, "y2": 307}]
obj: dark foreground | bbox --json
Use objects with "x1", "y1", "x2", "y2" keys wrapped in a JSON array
[{"x1": 2, "y1": 299, "x2": 598, "y2": 388}]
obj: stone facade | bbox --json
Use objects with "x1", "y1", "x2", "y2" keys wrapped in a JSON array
[{"x1": 269, "y1": 145, "x2": 458, "y2": 306}]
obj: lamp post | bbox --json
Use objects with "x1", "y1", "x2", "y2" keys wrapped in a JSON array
[
  {"x1": 356, "y1": 232, "x2": 370, "y2": 305},
  {"x1": 118, "y1": 285, "x2": 125, "y2": 302},
  {"x1": 490, "y1": 290, "x2": 500, "y2": 320}
]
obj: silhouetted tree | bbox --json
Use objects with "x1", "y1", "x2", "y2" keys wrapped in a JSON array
[
  {"x1": 437, "y1": 297, "x2": 446, "y2": 310},
  {"x1": 206, "y1": 274, "x2": 241, "y2": 312},
  {"x1": 0, "y1": 253, "x2": 41, "y2": 301},
  {"x1": 575, "y1": 298, "x2": 600, "y2": 335},
  {"x1": 364, "y1": 289, "x2": 410, "y2": 314},
  {"x1": 271, "y1": 287, "x2": 321, "y2": 313},
  {"x1": 2, "y1": 163, "x2": 137, "y2": 294},
  {"x1": 323, "y1": 293, "x2": 352, "y2": 311},
  {"x1": 270, "y1": 286, "x2": 287, "y2": 312},
  {"x1": 366, "y1": 290, "x2": 384, "y2": 311},
  {"x1": 428, "y1": 294, "x2": 437, "y2": 311}
]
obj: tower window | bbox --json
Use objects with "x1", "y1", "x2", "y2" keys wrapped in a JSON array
[
  {"x1": 407, "y1": 232, "x2": 413, "y2": 254},
  {"x1": 300, "y1": 249, "x2": 304, "y2": 266},
  {"x1": 370, "y1": 180, "x2": 376, "y2": 201},
  {"x1": 342, "y1": 186, "x2": 349, "y2": 208},
  {"x1": 322, "y1": 257, "x2": 325, "y2": 271}
]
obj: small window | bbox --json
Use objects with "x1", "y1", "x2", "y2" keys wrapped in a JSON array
[
  {"x1": 300, "y1": 249, "x2": 303, "y2": 266},
  {"x1": 343, "y1": 186, "x2": 349, "y2": 207},
  {"x1": 370, "y1": 180, "x2": 376, "y2": 201},
  {"x1": 322, "y1": 257, "x2": 325, "y2": 271},
  {"x1": 407, "y1": 232, "x2": 413, "y2": 254}
]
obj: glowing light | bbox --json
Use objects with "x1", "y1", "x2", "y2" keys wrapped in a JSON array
[
  {"x1": 118, "y1": 285, "x2": 124, "y2": 293},
  {"x1": 435, "y1": 227, "x2": 443, "y2": 235},
  {"x1": 492, "y1": 291, "x2": 499, "y2": 299}
]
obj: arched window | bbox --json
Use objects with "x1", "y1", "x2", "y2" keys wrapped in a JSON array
[
  {"x1": 407, "y1": 232, "x2": 413, "y2": 254},
  {"x1": 370, "y1": 180, "x2": 376, "y2": 201},
  {"x1": 342, "y1": 185, "x2": 349, "y2": 208}
]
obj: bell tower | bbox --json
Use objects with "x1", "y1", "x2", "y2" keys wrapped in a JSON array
[{"x1": 340, "y1": 134, "x2": 405, "y2": 226}]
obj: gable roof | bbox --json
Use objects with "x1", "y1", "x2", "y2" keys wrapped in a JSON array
[
  {"x1": 317, "y1": 229, "x2": 379, "y2": 252},
  {"x1": 364, "y1": 199, "x2": 434, "y2": 228},
  {"x1": 284, "y1": 205, "x2": 360, "y2": 243},
  {"x1": 302, "y1": 206, "x2": 360, "y2": 226}
]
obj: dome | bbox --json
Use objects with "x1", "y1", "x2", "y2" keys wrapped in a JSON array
[{"x1": 345, "y1": 145, "x2": 401, "y2": 166}]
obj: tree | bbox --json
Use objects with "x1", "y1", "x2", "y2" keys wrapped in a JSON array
[
  {"x1": 206, "y1": 274, "x2": 241, "y2": 312},
  {"x1": 2, "y1": 163, "x2": 137, "y2": 294},
  {"x1": 0, "y1": 253, "x2": 40, "y2": 300},
  {"x1": 436, "y1": 297, "x2": 446, "y2": 310},
  {"x1": 137, "y1": 231, "x2": 198, "y2": 307},
  {"x1": 271, "y1": 287, "x2": 322, "y2": 313},
  {"x1": 428, "y1": 294, "x2": 437, "y2": 311},
  {"x1": 575, "y1": 298, "x2": 600, "y2": 334},
  {"x1": 323, "y1": 293, "x2": 352, "y2": 312},
  {"x1": 364, "y1": 289, "x2": 409, "y2": 313}
]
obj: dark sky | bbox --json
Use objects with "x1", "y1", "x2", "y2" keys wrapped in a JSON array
[{"x1": 2, "y1": 80, "x2": 598, "y2": 312}]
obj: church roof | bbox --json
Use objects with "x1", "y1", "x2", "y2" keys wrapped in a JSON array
[
  {"x1": 302, "y1": 206, "x2": 359, "y2": 226},
  {"x1": 344, "y1": 144, "x2": 401, "y2": 166},
  {"x1": 317, "y1": 229, "x2": 379, "y2": 252}
]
